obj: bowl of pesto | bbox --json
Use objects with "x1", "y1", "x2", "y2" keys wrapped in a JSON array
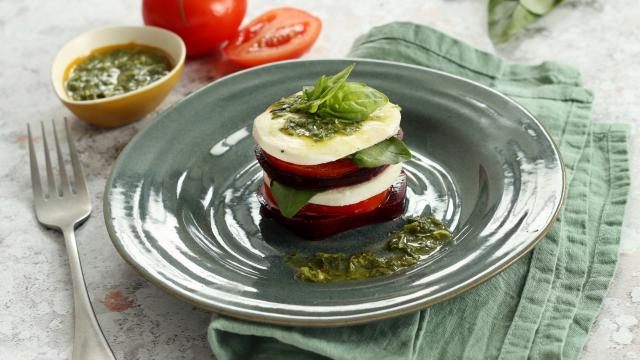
[{"x1": 51, "y1": 26, "x2": 186, "y2": 127}]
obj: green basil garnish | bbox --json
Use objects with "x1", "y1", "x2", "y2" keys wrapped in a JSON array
[
  {"x1": 291, "y1": 64, "x2": 388, "y2": 121},
  {"x1": 489, "y1": 0, "x2": 564, "y2": 44},
  {"x1": 270, "y1": 181, "x2": 320, "y2": 218},
  {"x1": 290, "y1": 64, "x2": 354, "y2": 114},
  {"x1": 273, "y1": 64, "x2": 390, "y2": 141},
  {"x1": 350, "y1": 137, "x2": 412, "y2": 168},
  {"x1": 317, "y1": 82, "x2": 388, "y2": 122}
]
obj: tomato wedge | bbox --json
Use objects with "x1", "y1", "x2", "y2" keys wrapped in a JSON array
[
  {"x1": 263, "y1": 151, "x2": 359, "y2": 177},
  {"x1": 261, "y1": 182, "x2": 390, "y2": 217},
  {"x1": 223, "y1": 7, "x2": 321, "y2": 67}
]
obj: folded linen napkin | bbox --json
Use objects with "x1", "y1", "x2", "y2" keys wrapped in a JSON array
[{"x1": 208, "y1": 23, "x2": 630, "y2": 360}]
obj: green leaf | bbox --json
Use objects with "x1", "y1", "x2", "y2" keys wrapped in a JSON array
[
  {"x1": 270, "y1": 181, "x2": 320, "y2": 218},
  {"x1": 521, "y1": 0, "x2": 557, "y2": 15},
  {"x1": 291, "y1": 64, "x2": 354, "y2": 114},
  {"x1": 290, "y1": 64, "x2": 388, "y2": 122},
  {"x1": 488, "y1": 0, "x2": 563, "y2": 44},
  {"x1": 350, "y1": 137, "x2": 412, "y2": 168},
  {"x1": 318, "y1": 82, "x2": 388, "y2": 122}
]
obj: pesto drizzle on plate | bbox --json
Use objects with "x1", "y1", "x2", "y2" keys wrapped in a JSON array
[
  {"x1": 286, "y1": 216, "x2": 452, "y2": 283},
  {"x1": 65, "y1": 44, "x2": 172, "y2": 101}
]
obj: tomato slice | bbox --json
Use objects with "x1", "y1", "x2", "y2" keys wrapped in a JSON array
[
  {"x1": 299, "y1": 190, "x2": 390, "y2": 216},
  {"x1": 263, "y1": 151, "x2": 359, "y2": 177},
  {"x1": 223, "y1": 7, "x2": 321, "y2": 67},
  {"x1": 261, "y1": 182, "x2": 390, "y2": 217}
]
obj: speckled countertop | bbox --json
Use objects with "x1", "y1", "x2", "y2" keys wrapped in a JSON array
[{"x1": 0, "y1": 0, "x2": 638, "y2": 359}]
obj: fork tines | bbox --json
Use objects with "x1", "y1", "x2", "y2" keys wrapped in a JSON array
[{"x1": 28, "y1": 119, "x2": 87, "y2": 199}]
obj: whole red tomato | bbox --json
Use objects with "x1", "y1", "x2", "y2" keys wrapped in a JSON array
[{"x1": 142, "y1": 0, "x2": 247, "y2": 56}]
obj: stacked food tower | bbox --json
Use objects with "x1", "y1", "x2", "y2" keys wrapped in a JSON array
[{"x1": 252, "y1": 64, "x2": 411, "y2": 239}]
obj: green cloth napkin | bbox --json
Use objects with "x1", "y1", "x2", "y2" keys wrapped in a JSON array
[{"x1": 208, "y1": 23, "x2": 630, "y2": 360}]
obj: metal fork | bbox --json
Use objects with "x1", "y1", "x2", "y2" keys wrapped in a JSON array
[{"x1": 28, "y1": 119, "x2": 115, "y2": 360}]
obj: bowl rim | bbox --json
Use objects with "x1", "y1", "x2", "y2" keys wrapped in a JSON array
[
  {"x1": 103, "y1": 58, "x2": 567, "y2": 326},
  {"x1": 50, "y1": 25, "x2": 186, "y2": 106}
]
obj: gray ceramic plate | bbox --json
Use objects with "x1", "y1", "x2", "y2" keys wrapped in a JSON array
[{"x1": 104, "y1": 59, "x2": 564, "y2": 326}]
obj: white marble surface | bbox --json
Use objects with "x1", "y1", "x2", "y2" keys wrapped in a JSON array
[{"x1": 1, "y1": 0, "x2": 638, "y2": 359}]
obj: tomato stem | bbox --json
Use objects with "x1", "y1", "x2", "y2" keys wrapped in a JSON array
[{"x1": 178, "y1": 0, "x2": 188, "y2": 25}]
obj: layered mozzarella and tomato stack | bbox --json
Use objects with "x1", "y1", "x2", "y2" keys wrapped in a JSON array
[{"x1": 253, "y1": 65, "x2": 411, "y2": 239}]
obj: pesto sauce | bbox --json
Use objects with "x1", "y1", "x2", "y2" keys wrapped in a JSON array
[
  {"x1": 271, "y1": 95, "x2": 363, "y2": 142},
  {"x1": 286, "y1": 216, "x2": 452, "y2": 283},
  {"x1": 65, "y1": 45, "x2": 172, "y2": 101}
]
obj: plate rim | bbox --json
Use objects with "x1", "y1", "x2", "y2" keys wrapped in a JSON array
[{"x1": 103, "y1": 58, "x2": 567, "y2": 326}]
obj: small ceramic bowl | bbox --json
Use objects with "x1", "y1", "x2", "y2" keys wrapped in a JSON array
[{"x1": 51, "y1": 26, "x2": 186, "y2": 127}]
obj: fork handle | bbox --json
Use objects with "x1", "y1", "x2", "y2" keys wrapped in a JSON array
[{"x1": 63, "y1": 227, "x2": 116, "y2": 360}]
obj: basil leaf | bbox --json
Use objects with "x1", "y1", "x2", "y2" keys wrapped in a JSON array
[
  {"x1": 351, "y1": 137, "x2": 412, "y2": 168},
  {"x1": 289, "y1": 64, "x2": 388, "y2": 123},
  {"x1": 488, "y1": 0, "x2": 563, "y2": 44},
  {"x1": 291, "y1": 64, "x2": 354, "y2": 114},
  {"x1": 318, "y1": 82, "x2": 388, "y2": 122},
  {"x1": 270, "y1": 181, "x2": 320, "y2": 218},
  {"x1": 520, "y1": 0, "x2": 557, "y2": 15}
]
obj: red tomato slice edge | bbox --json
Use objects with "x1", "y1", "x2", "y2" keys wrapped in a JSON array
[
  {"x1": 263, "y1": 151, "x2": 360, "y2": 177},
  {"x1": 261, "y1": 181, "x2": 390, "y2": 217}
]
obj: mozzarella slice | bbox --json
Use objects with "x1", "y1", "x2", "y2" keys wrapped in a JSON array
[
  {"x1": 264, "y1": 163, "x2": 402, "y2": 207},
  {"x1": 253, "y1": 101, "x2": 401, "y2": 165}
]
